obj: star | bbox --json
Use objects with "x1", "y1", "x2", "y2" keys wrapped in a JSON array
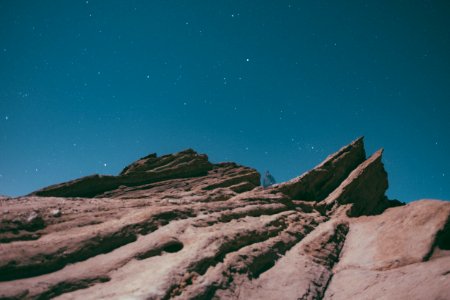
[
  {"x1": 5, "y1": 116, "x2": 8, "y2": 120},
  {"x1": 246, "y1": 58, "x2": 250, "y2": 62},
  {"x1": 146, "y1": 75, "x2": 150, "y2": 79},
  {"x1": 103, "y1": 163, "x2": 107, "y2": 167}
]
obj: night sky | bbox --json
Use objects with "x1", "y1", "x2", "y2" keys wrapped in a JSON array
[{"x1": 1, "y1": 1, "x2": 449, "y2": 202}]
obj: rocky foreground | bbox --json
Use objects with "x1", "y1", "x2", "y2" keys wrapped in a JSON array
[{"x1": 0, "y1": 138, "x2": 449, "y2": 300}]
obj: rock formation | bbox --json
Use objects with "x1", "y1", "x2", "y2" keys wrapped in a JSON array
[{"x1": 0, "y1": 137, "x2": 448, "y2": 300}]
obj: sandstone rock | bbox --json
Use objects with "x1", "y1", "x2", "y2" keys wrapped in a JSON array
[
  {"x1": 324, "y1": 200, "x2": 450, "y2": 300},
  {"x1": 232, "y1": 220, "x2": 349, "y2": 300},
  {"x1": 31, "y1": 149, "x2": 214, "y2": 198},
  {"x1": 0, "y1": 138, "x2": 447, "y2": 300},
  {"x1": 273, "y1": 137, "x2": 365, "y2": 201},
  {"x1": 315, "y1": 148, "x2": 391, "y2": 217}
]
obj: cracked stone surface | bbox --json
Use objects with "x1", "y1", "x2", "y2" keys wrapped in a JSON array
[{"x1": 0, "y1": 137, "x2": 448, "y2": 299}]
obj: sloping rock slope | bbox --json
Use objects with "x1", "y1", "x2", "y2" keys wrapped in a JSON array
[{"x1": 0, "y1": 138, "x2": 448, "y2": 300}]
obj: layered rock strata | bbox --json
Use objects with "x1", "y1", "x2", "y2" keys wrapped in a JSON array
[{"x1": 0, "y1": 138, "x2": 448, "y2": 300}]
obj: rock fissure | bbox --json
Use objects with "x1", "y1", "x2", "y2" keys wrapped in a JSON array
[{"x1": 164, "y1": 212, "x2": 297, "y2": 299}]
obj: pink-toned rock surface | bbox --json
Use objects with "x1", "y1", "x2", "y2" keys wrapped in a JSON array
[
  {"x1": 0, "y1": 138, "x2": 448, "y2": 299},
  {"x1": 324, "y1": 200, "x2": 450, "y2": 300}
]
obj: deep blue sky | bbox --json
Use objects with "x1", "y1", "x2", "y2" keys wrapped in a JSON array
[{"x1": 1, "y1": 1, "x2": 449, "y2": 201}]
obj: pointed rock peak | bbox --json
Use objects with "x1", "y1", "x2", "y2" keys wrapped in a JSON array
[
  {"x1": 316, "y1": 148, "x2": 389, "y2": 217},
  {"x1": 311, "y1": 136, "x2": 366, "y2": 172},
  {"x1": 274, "y1": 137, "x2": 366, "y2": 201},
  {"x1": 365, "y1": 148, "x2": 384, "y2": 164},
  {"x1": 339, "y1": 135, "x2": 364, "y2": 151},
  {"x1": 333, "y1": 136, "x2": 364, "y2": 156},
  {"x1": 354, "y1": 136, "x2": 364, "y2": 144}
]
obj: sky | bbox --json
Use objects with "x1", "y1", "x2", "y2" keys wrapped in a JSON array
[{"x1": 0, "y1": 1, "x2": 449, "y2": 202}]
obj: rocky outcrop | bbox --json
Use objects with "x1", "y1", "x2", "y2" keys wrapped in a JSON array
[
  {"x1": 31, "y1": 149, "x2": 214, "y2": 198},
  {"x1": 0, "y1": 138, "x2": 448, "y2": 300},
  {"x1": 315, "y1": 148, "x2": 397, "y2": 217},
  {"x1": 273, "y1": 137, "x2": 366, "y2": 201}
]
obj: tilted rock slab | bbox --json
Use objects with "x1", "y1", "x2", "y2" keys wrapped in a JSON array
[{"x1": 0, "y1": 138, "x2": 448, "y2": 299}]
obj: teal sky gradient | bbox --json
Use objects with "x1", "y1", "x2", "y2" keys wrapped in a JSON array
[{"x1": 1, "y1": 1, "x2": 449, "y2": 201}]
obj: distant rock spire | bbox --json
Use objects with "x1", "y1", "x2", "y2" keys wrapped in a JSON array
[{"x1": 262, "y1": 170, "x2": 276, "y2": 188}]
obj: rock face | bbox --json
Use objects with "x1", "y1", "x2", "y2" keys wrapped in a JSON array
[
  {"x1": 31, "y1": 149, "x2": 215, "y2": 198},
  {"x1": 0, "y1": 138, "x2": 448, "y2": 300}
]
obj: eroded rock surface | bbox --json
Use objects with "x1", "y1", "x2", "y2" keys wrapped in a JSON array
[
  {"x1": 324, "y1": 200, "x2": 450, "y2": 300},
  {"x1": 0, "y1": 138, "x2": 448, "y2": 300}
]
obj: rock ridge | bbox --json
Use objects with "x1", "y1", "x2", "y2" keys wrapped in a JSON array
[
  {"x1": 31, "y1": 149, "x2": 215, "y2": 198},
  {"x1": 0, "y1": 138, "x2": 448, "y2": 300}
]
